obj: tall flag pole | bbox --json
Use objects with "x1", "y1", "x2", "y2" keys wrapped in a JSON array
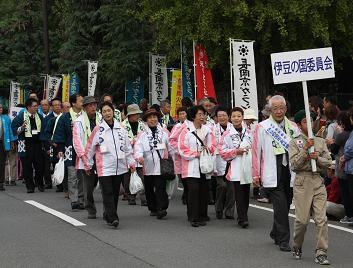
[{"x1": 192, "y1": 40, "x2": 197, "y2": 103}]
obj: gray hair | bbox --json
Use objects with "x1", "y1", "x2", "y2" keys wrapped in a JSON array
[
  {"x1": 268, "y1": 95, "x2": 286, "y2": 108},
  {"x1": 198, "y1": 97, "x2": 210, "y2": 106}
]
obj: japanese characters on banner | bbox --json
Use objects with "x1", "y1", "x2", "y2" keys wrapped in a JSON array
[
  {"x1": 9, "y1": 81, "x2": 21, "y2": 109},
  {"x1": 230, "y1": 40, "x2": 258, "y2": 115},
  {"x1": 194, "y1": 44, "x2": 217, "y2": 101},
  {"x1": 151, "y1": 54, "x2": 168, "y2": 105},
  {"x1": 46, "y1": 76, "x2": 62, "y2": 101},
  {"x1": 126, "y1": 77, "x2": 144, "y2": 104},
  {"x1": 88, "y1": 61, "x2": 98, "y2": 96},
  {"x1": 62, "y1": 74, "x2": 70, "y2": 102},
  {"x1": 9, "y1": 107, "x2": 22, "y2": 120},
  {"x1": 170, "y1": 69, "x2": 182, "y2": 119},
  {"x1": 271, "y1": 47, "x2": 335, "y2": 84},
  {"x1": 69, "y1": 72, "x2": 80, "y2": 96},
  {"x1": 181, "y1": 42, "x2": 194, "y2": 101}
]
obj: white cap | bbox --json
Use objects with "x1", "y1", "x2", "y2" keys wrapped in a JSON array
[{"x1": 244, "y1": 109, "x2": 258, "y2": 120}]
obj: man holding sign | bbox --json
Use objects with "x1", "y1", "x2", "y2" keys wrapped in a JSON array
[
  {"x1": 289, "y1": 110, "x2": 331, "y2": 265},
  {"x1": 252, "y1": 95, "x2": 299, "y2": 252}
]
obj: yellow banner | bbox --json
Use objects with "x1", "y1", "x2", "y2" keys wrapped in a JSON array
[
  {"x1": 62, "y1": 74, "x2": 70, "y2": 102},
  {"x1": 170, "y1": 69, "x2": 182, "y2": 119},
  {"x1": 19, "y1": 87, "x2": 24, "y2": 104}
]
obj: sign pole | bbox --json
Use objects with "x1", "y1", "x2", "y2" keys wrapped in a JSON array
[
  {"x1": 229, "y1": 39, "x2": 234, "y2": 108},
  {"x1": 302, "y1": 80, "x2": 317, "y2": 172},
  {"x1": 192, "y1": 40, "x2": 197, "y2": 103}
]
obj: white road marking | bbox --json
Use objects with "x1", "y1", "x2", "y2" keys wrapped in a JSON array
[
  {"x1": 25, "y1": 200, "x2": 86, "y2": 227},
  {"x1": 249, "y1": 203, "x2": 353, "y2": 234},
  {"x1": 176, "y1": 188, "x2": 353, "y2": 234}
]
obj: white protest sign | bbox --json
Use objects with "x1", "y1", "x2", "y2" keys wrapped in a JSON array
[
  {"x1": 88, "y1": 61, "x2": 98, "y2": 96},
  {"x1": 230, "y1": 40, "x2": 258, "y2": 115},
  {"x1": 271, "y1": 47, "x2": 334, "y2": 84},
  {"x1": 271, "y1": 47, "x2": 336, "y2": 172},
  {"x1": 150, "y1": 54, "x2": 168, "y2": 105}
]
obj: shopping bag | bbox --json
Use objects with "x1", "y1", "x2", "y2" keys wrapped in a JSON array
[
  {"x1": 166, "y1": 175, "x2": 179, "y2": 198},
  {"x1": 129, "y1": 171, "x2": 144, "y2": 194},
  {"x1": 52, "y1": 157, "x2": 65, "y2": 186},
  {"x1": 200, "y1": 148, "x2": 214, "y2": 174},
  {"x1": 241, "y1": 151, "x2": 253, "y2": 185}
]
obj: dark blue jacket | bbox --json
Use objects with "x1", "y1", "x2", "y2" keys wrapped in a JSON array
[
  {"x1": 52, "y1": 112, "x2": 76, "y2": 167},
  {"x1": 11, "y1": 110, "x2": 44, "y2": 157}
]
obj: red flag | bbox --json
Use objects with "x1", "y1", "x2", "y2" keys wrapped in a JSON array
[{"x1": 194, "y1": 44, "x2": 217, "y2": 101}]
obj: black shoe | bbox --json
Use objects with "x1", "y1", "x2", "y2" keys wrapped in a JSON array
[
  {"x1": 141, "y1": 201, "x2": 148, "y2": 206},
  {"x1": 38, "y1": 186, "x2": 44, "y2": 192},
  {"x1": 279, "y1": 243, "x2": 291, "y2": 252},
  {"x1": 10, "y1": 181, "x2": 17, "y2": 186},
  {"x1": 238, "y1": 221, "x2": 249, "y2": 228},
  {"x1": 0, "y1": 185, "x2": 5, "y2": 191},
  {"x1": 292, "y1": 248, "x2": 302, "y2": 260},
  {"x1": 71, "y1": 202, "x2": 79, "y2": 210},
  {"x1": 111, "y1": 219, "x2": 119, "y2": 228},
  {"x1": 45, "y1": 184, "x2": 52, "y2": 189},
  {"x1": 78, "y1": 203, "x2": 85, "y2": 210},
  {"x1": 191, "y1": 221, "x2": 200, "y2": 227},
  {"x1": 182, "y1": 198, "x2": 187, "y2": 205},
  {"x1": 198, "y1": 221, "x2": 207, "y2": 226},
  {"x1": 150, "y1": 211, "x2": 158, "y2": 217},
  {"x1": 315, "y1": 254, "x2": 330, "y2": 265},
  {"x1": 225, "y1": 215, "x2": 235, "y2": 220},
  {"x1": 157, "y1": 210, "x2": 167, "y2": 219},
  {"x1": 27, "y1": 189, "x2": 34, "y2": 193},
  {"x1": 216, "y1": 211, "x2": 223, "y2": 219},
  {"x1": 5, "y1": 181, "x2": 10, "y2": 186},
  {"x1": 128, "y1": 199, "x2": 136, "y2": 205}
]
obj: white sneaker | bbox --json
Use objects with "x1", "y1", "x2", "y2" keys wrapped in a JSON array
[{"x1": 257, "y1": 197, "x2": 270, "y2": 203}]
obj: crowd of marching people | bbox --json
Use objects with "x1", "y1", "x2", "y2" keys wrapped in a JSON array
[{"x1": 1, "y1": 91, "x2": 353, "y2": 265}]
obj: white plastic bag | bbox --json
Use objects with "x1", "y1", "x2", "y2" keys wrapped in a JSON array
[
  {"x1": 241, "y1": 151, "x2": 253, "y2": 185},
  {"x1": 52, "y1": 157, "x2": 65, "y2": 186},
  {"x1": 199, "y1": 148, "x2": 213, "y2": 174},
  {"x1": 129, "y1": 171, "x2": 144, "y2": 194},
  {"x1": 166, "y1": 176, "x2": 179, "y2": 198}
]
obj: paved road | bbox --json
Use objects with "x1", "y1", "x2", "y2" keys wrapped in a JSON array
[{"x1": 1, "y1": 183, "x2": 352, "y2": 268}]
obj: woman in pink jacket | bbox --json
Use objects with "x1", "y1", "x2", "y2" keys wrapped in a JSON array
[
  {"x1": 219, "y1": 107, "x2": 253, "y2": 228},
  {"x1": 178, "y1": 105, "x2": 216, "y2": 227},
  {"x1": 85, "y1": 102, "x2": 136, "y2": 228}
]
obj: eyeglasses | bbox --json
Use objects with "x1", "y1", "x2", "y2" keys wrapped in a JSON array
[{"x1": 271, "y1": 106, "x2": 286, "y2": 112}]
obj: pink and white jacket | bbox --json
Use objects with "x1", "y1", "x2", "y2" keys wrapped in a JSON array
[
  {"x1": 169, "y1": 122, "x2": 187, "y2": 175},
  {"x1": 212, "y1": 122, "x2": 233, "y2": 176},
  {"x1": 252, "y1": 118, "x2": 299, "y2": 187},
  {"x1": 85, "y1": 119, "x2": 135, "y2": 177},
  {"x1": 219, "y1": 125, "x2": 253, "y2": 181},
  {"x1": 134, "y1": 125, "x2": 173, "y2": 176},
  {"x1": 178, "y1": 120, "x2": 216, "y2": 179},
  {"x1": 72, "y1": 113, "x2": 100, "y2": 170}
]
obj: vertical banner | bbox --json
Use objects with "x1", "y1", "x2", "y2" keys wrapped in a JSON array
[
  {"x1": 24, "y1": 85, "x2": 30, "y2": 102},
  {"x1": 170, "y1": 69, "x2": 182, "y2": 119},
  {"x1": 126, "y1": 77, "x2": 144, "y2": 104},
  {"x1": 46, "y1": 76, "x2": 62, "y2": 101},
  {"x1": 88, "y1": 61, "x2": 98, "y2": 96},
  {"x1": 9, "y1": 81, "x2": 21, "y2": 109},
  {"x1": 151, "y1": 54, "x2": 168, "y2": 105},
  {"x1": 19, "y1": 87, "x2": 24, "y2": 104},
  {"x1": 181, "y1": 42, "x2": 194, "y2": 101},
  {"x1": 194, "y1": 44, "x2": 217, "y2": 101},
  {"x1": 230, "y1": 40, "x2": 258, "y2": 115},
  {"x1": 62, "y1": 74, "x2": 70, "y2": 102},
  {"x1": 69, "y1": 72, "x2": 80, "y2": 96}
]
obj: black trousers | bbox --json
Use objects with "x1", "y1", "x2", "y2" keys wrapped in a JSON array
[
  {"x1": 233, "y1": 182, "x2": 250, "y2": 223},
  {"x1": 22, "y1": 141, "x2": 44, "y2": 190},
  {"x1": 42, "y1": 148, "x2": 52, "y2": 186},
  {"x1": 187, "y1": 175, "x2": 208, "y2": 222},
  {"x1": 181, "y1": 177, "x2": 188, "y2": 202},
  {"x1": 99, "y1": 174, "x2": 123, "y2": 223},
  {"x1": 338, "y1": 178, "x2": 353, "y2": 218},
  {"x1": 267, "y1": 158, "x2": 293, "y2": 244},
  {"x1": 0, "y1": 142, "x2": 6, "y2": 185},
  {"x1": 345, "y1": 175, "x2": 353, "y2": 217},
  {"x1": 144, "y1": 175, "x2": 169, "y2": 212}
]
